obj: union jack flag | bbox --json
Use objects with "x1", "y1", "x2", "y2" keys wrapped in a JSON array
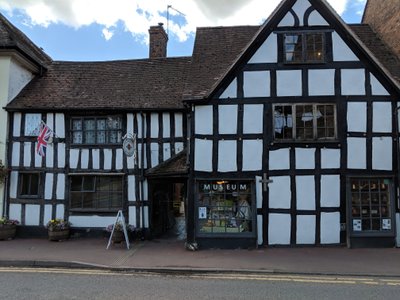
[{"x1": 36, "y1": 122, "x2": 52, "y2": 157}]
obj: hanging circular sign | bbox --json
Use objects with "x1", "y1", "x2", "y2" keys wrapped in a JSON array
[{"x1": 122, "y1": 134, "x2": 136, "y2": 158}]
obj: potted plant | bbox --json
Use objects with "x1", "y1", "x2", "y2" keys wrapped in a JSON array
[
  {"x1": 0, "y1": 217, "x2": 19, "y2": 240},
  {"x1": 46, "y1": 218, "x2": 71, "y2": 241},
  {"x1": 106, "y1": 221, "x2": 135, "y2": 244}
]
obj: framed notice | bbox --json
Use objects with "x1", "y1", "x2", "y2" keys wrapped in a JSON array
[
  {"x1": 353, "y1": 219, "x2": 362, "y2": 231},
  {"x1": 199, "y1": 207, "x2": 207, "y2": 219},
  {"x1": 382, "y1": 219, "x2": 391, "y2": 230}
]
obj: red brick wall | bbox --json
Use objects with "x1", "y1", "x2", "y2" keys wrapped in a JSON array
[{"x1": 362, "y1": 0, "x2": 400, "y2": 57}]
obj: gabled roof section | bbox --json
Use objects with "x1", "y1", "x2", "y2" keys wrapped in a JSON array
[
  {"x1": 6, "y1": 57, "x2": 191, "y2": 111},
  {"x1": 185, "y1": 0, "x2": 400, "y2": 102},
  {"x1": 145, "y1": 149, "x2": 188, "y2": 178},
  {"x1": 0, "y1": 13, "x2": 52, "y2": 68}
]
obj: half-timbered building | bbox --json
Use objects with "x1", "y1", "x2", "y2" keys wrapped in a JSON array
[{"x1": 2, "y1": 0, "x2": 400, "y2": 248}]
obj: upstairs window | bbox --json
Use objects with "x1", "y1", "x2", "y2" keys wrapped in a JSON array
[
  {"x1": 284, "y1": 33, "x2": 324, "y2": 63},
  {"x1": 19, "y1": 173, "x2": 40, "y2": 198},
  {"x1": 71, "y1": 116, "x2": 122, "y2": 145},
  {"x1": 274, "y1": 104, "x2": 336, "y2": 141}
]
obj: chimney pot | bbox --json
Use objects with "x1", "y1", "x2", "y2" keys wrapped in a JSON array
[{"x1": 149, "y1": 23, "x2": 168, "y2": 59}]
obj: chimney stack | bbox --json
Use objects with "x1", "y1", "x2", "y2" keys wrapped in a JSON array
[{"x1": 149, "y1": 23, "x2": 168, "y2": 59}]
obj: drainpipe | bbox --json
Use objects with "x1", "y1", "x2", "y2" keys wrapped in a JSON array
[{"x1": 140, "y1": 112, "x2": 145, "y2": 239}]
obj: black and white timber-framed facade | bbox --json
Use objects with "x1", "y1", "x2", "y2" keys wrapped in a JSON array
[{"x1": 1, "y1": 0, "x2": 400, "y2": 249}]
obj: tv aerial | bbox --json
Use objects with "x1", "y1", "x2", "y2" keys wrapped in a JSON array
[{"x1": 167, "y1": 5, "x2": 186, "y2": 37}]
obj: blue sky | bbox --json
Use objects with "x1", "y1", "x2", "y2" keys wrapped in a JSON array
[{"x1": 0, "y1": 0, "x2": 367, "y2": 62}]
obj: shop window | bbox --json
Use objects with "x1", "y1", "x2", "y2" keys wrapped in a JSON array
[
  {"x1": 71, "y1": 116, "x2": 122, "y2": 145},
  {"x1": 197, "y1": 180, "x2": 254, "y2": 235},
  {"x1": 274, "y1": 104, "x2": 336, "y2": 141},
  {"x1": 19, "y1": 173, "x2": 40, "y2": 198},
  {"x1": 283, "y1": 33, "x2": 325, "y2": 63},
  {"x1": 70, "y1": 175, "x2": 123, "y2": 212},
  {"x1": 350, "y1": 178, "x2": 393, "y2": 233}
]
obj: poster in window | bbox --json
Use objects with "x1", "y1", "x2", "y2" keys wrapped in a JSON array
[
  {"x1": 382, "y1": 219, "x2": 391, "y2": 230},
  {"x1": 353, "y1": 219, "x2": 361, "y2": 231},
  {"x1": 199, "y1": 207, "x2": 207, "y2": 219}
]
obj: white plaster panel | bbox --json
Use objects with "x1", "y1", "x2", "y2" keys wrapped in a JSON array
[
  {"x1": 243, "y1": 104, "x2": 263, "y2": 134},
  {"x1": 332, "y1": 32, "x2": 359, "y2": 61},
  {"x1": 373, "y1": 137, "x2": 392, "y2": 170},
  {"x1": 320, "y1": 175, "x2": 340, "y2": 207},
  {"x1": 242, "y1": 140, "x2": 263, "y2": 171},
  {"x1": 292, "y1": 0, "x2": 311, "y2": 27},
  {"x1": 218, "y1": 140, "x2": 237, "y2": 172},
  {"x1": 11, "y1": 142, "x2": 20, "y2": 166},
  {"x1": 9, "y1": 171, "x2": 18, "y2": 198},
  {"x1": 321, "y1": 148, "x2": 340, "y2": 169},
  {"x1": 296, "y1": 215, "x2": 316, "y2": 244},
  {"x1": 45, "y1": 173, "x2": 54, "y2": 200},
  {"x1": 80, "y1": 149, "x2": 89, "y2": 169},
  {"x1": 220, "y1": 78, "x2": 237, "y2": 99},
  {"x1": 277, "y1": 70, "x2": 302, "y2": 97},
  {"x1": 194, "y1": 139, "x2": 213, "y2": 172},
  {"x1": 143, "y1": 179, "x2": 148, "y2": 200},
  {"x1": 256, "y1": 176, "x2": 263, "y2": 209},
  {"x1": 56, "y1": 204, "x2": 65, "y2": 219},
  {"x1": 163, "y1": 113, "x2": 171, "y2": 138},
  {"x1": 150, "y1": 113, "x2": 159, "y2": 138},
  {"x1": 320, "y1": 212, "x2": 340, "y2": 244},
  {"x1": 175, "y1": 113, "x2": 183, "y2": 137},
  {"x1": 195, "y1": 105, "x2": 213, "y2": 135},
  {"x1": 370, "y1": 74, "x2": 390, "y2": 96},
  {"x1": 128, "y1": 175, "x2": 136, "y2": 201},
  {"x1": 69, "y1": 216, "x2": 116, "y2": 228},
  {"x1": 295, "y1": 148, "x2": 315, "y2": 169},
  {"x1": 347, "y1": 138, "x2": 366, "y2": 169},
  {"x1": 249, "y1": 34, "x2": 277, "y2": 64},
  {"x1": 142, "y1": 206, "x2": 150, "y2": 228},
  {"x1": 57, "y1": 143, "x2": 66, "y2": 168},
  {"x1": 268, "y1": 214, "x2": 291, "y2": 245},
  {"x1": 9, "y1": 204, "x2": 21, "y2": 222},
  {"x1": 150, "y1": 143, "x2": 159, "y2": 167},
  {"x1": 34, "y1": 143, "x2": 42, "y2": 167},
  {"x1": 175, "y1": 142, "x2": 184, "y2": 153},
  {"x1": 8, "y1": 59, "x2": 34, "y2": 102},
  {"x1": 24, "y1": 113, "x2": 41, "y2": 136},
  {"x1": 269, "y1": 149, "x2": 290, "y2": 170},
  {"x1": 92, "y1": 149, "x2": 100, "y2": 169},
  {"x1": 278, "y1": 12, "x2": 295, "y2": 27},
  {"x1": 269, "y1": 176, "x2": 291, "y2": 209},
  {"x1": 163, "y1": 143, "x2": 171, "y2": 161},
  {"x1": 127, "y1": 154, "x2": 135, "y2": 169},
  {"x1": 45, "y1": 144, "x2": 54, "y2": 168},
  {"x1": 56, "y1": 174, "x2": 65, "y2": 200},
  {"x1": 127, "y1": 113, "x2": 134, "y2": 135},
  {"x1": 219, "y1": 105, "x2": 238, "y2": 134},
  {"x1": 138, "y1": 144, "x2": 147, "y2": 169},
  {"x1": 116, "y1": 149, "x2": 123, "y2": 170},
  {"x1": 308, "y1": 69, "x2": 335, "y2": 96},
  {"x1": 25, "y1": 204, "x2": 40, "y2": 226},
  {"x1": 129, "y1": 206, "x2": 137, "y2": 226},
  {"x1": 44, "y1": 205, "x2": 52, "y2": 225},
  {"x1": 55, "y1": 114, "x2": 65, "y2": 138},
  {"x1": 23, "y1": 142, "x2": 31, "y2": 167},
  {"x1": 308, "y1": 10, "x2": 329, "y2": 26},
  {"x1": 243, "y1": 71, "x2": 270, "y2": 98},
  {"x1": 13, "y1": 112, "x2": 21, "y2": 137},
  {"x1": 46, "y1": 113, "x2": 54, "y2": 132},
  {"x1": 103, "y1": 149, "x2": 112, "y2": 170},
  {"x1": 373, "y1": 102, "x2": 392, "y2": 133},
  {"x1": 137, "y1": 113, "x2": 145, "y2": 139},
  {"x1": 347, "y1": 102, "x2": 367, "y2": 132},
  {"x1": 296, "y1": 176, "x2": 315, "y2": 210},
  {"x1": 341, "y1": 69, "x2": 365, "y2": 95},
  {"x1": 257, "y1": 215, "x2": 263, "y2": 245}
]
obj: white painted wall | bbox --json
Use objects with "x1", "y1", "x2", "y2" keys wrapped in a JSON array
[
  {"x1": 370, "y1": 74, "x2": 390, "y2": 96},
  {"x1": 195, "y1": 106, "x2": 213, "y2": 135},
  {"x1": 128, "y1": 175, "x2": 136, "y2": 201},
  {"x1": 372, "y1": 137, "x2": 392, "y2": 170},
  {"x1": 162, "y1": 113, "x2": 170, "y2": 138},
  {"x1": 92, "y1": 149, "x2": 100, "y2": 169},
  {"x1": 321, "y1": 149, "x2": 340, "y2": 169},
  {"x1": 308, "y1": 10, "x2": 329, "y2": 26},
  {"x1": 243, "y1": 104, "x2": 263, "y2": 134},
  {"x1": 257, "y1": 215, "x2": 263, "y2": 245},
  {"x1": 194, "y1": 139, "x2": 213, "y2": 172},
  {"x1": 45, "y1": 173, "x2": 54, "y2": 200},
  {"x1": 25, "y1": 204, "x2": 40, "y2": 226},
  {"x1": 103, "y1": 149, "x2": 112, "y2": 170},
  {"x1": 296, "y1": 176, "x2": 315, "y2": 210},
  {"x1": 69, "y1": 216, "x2": 117, "y2": 228},
  {"x1": 218, "y1": 140, "x2": 237, "y2": 172},
  {"x1": 23, "y1": 142, "x2": 31, "y2": 167},
  {"x1": 218, "y1": 105, "x2": 238, "y2": 134},
  {"x1": 332, "y1": 32, "x2": 359, "y2": 62},
  {"x1": 320, "y1": 175, "x2": 340, "y2": 207},
  {"x1": 150, "y1": 113, "x2": 159, "y2": 138},
  {"x1": 269, "y1": 149, "x2": 290, "y2": 170},
  {"x1": 320, "y1": 212, "x2": 340, "y2": 244},
  {"x1": 295, "y1": 148, "x2": 315, "y2": 169},
  {"x1": 242, "y1": 140, "x2": 263, "y2": 171},
  {"x1": 347, "y1": 102, "x2": 367, "y2": 132},
  {"x1": 341, "y1": 69, "x2": 365, "y2": 95},
  {"x1": 291, "y1": 0, "x2": 311, "y2": 27},
  {"x1": 243, "y1": 71, "x2": 270, "y2": 98},
  {"x1": 297, "y1": 215, "x2": 316, "y2": 244},
  {"x1": 308, "y1": 69, "x2": 335, "y2": 96},
  {"x1": 150, "y1": 143, "x2": 159, "y2": 167},
  {"x1": 269, "y1": 176, "x2": 291, "y2": 209},
  {"x1": 56, "y1": 174, "x2": 65, "y2": 200},
  {"x1": 248, "y1": 34, "x2": 277, "y2": 64},
  {"x1": 277, "y1": 70, "x2": 302, "y2": 97},
  {"x1": 372, "y1": 102, "x2": 392, "y2": 133},
  {"x1": 347, "y1": 138, "x2": 366, "y2": 169},
  {"x1": 219, "y1": 78, "x2": 237, "y2": 99},
  {"x1": 268, "y1": 213, "x2": 291, "y2": 245},
  {"x1": 81, "y1": 149, "x2": 89, "y2": 169}
]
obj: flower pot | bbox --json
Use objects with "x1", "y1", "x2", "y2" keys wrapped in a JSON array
[
  {"x1": 0, "y1": 224, "x2": 17, "y2": 240},
  {"x1": 111, "y1": 230, "x2": 125, "y2": 244},
  {"x1": 48, "y1": 229, "x2": 70, "y2": 241}
]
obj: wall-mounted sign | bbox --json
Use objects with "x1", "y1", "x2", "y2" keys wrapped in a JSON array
[
  {"x1": 353, "y1": 219, "x2": 361, "y2": 231},
  {"x1": 382, "y1": 219, "x2": 391, "y2": 230},
  {"x1": 122, "y1": 133, "x2": 137, "y2": 158},
  {"x1": 199, "y1": 207, "x2": 207, "y2": 219}
]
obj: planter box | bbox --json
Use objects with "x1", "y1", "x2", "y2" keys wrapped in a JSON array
[
  {"x1": 48, "y1": 229, "x2": 70, "y2": 241},
  {"x1": 0, "y1": 225, "x2": 17, "y2": 240}
]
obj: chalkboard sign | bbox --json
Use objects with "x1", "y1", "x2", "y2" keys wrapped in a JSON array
[{"x1": 106, "y1": 210, "x2": 130, "y2": 250}]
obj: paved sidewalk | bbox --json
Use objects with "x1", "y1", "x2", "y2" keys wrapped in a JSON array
[{"x1": 1, "y1": 236, "x2": 400, "y2": 277}]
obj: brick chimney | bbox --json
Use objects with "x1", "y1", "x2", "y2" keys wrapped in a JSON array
[{"x1": 149, "y1": 23, "x2": 168, "y2": 59}]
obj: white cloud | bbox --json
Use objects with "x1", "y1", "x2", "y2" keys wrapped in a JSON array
[{"x1": 0, "y1": 0, "x2": 355, "y2": 43}]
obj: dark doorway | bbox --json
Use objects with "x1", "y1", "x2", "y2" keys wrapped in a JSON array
[{"x1": 150, "y1": 181, "x2": 186, "y2": 240}]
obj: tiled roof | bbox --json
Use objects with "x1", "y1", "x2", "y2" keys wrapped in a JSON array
[
  {"x1": 145, "y1": 150, "x2": 188, "y2": 178},
  {"x1": 350, "y1": 24, "x2": 400, "y2": 83},
  {"x1": 6, "y1": 57, "x2": 191, "y2": 111},
  {"x1": 0, "y1": 13, "x2": 52, "y2": 67},
  {"x1": 183, "y1": 26, "x2": 260, "y2": 100}
]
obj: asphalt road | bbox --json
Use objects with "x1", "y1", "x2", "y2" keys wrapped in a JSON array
[{"x1": 1, "y1": 267, "x2": 400, "y2": 299}]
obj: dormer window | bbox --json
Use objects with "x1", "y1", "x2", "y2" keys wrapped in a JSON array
[{"x1": 284, "y1": 32, "x2": 325, "y2": 63}]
